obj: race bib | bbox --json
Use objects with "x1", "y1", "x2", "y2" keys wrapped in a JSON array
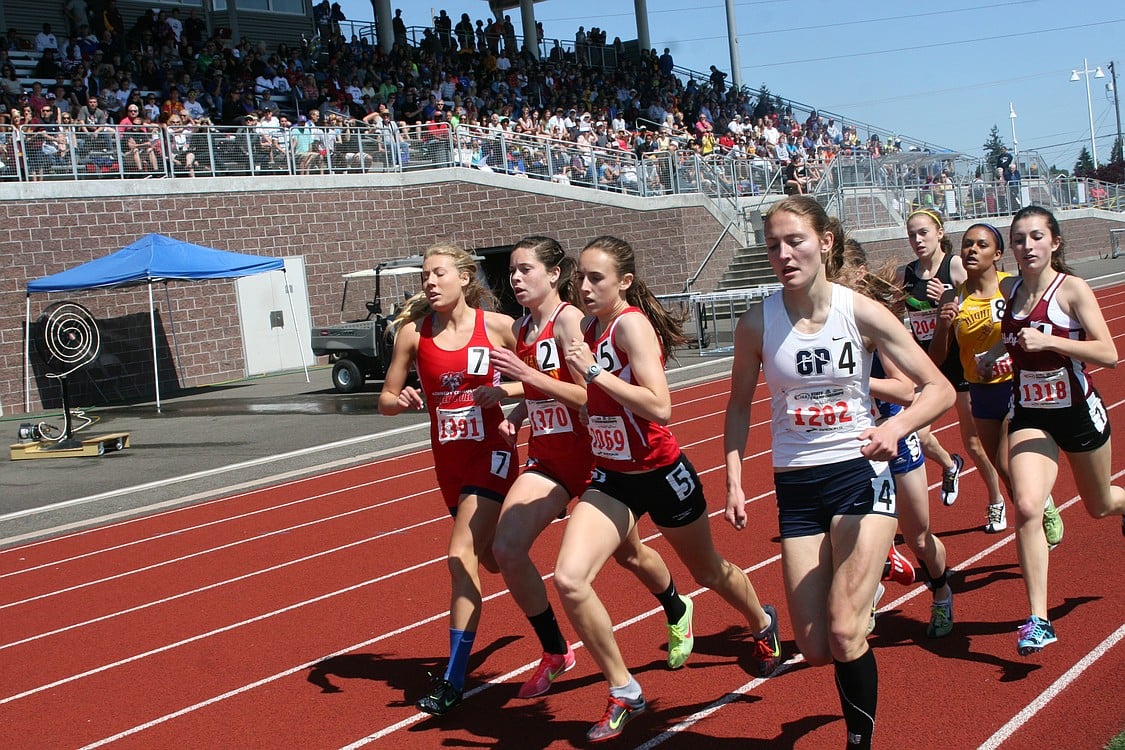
[
  {"x1": 975, "y1": 351, "x2": 1013, "y2": 379},
  {"x1": 870, "y1": 463, "x2": 896, "y2": 517},
  {"x1": 436, "y1": 405, "x2": 485, "y2": 443},
  {"x1": 589, "y1": 415, "x2": 631, "y2": 461},
  {"x1": 907, "y1": 308, "x2": 938, "y2": 341},
  {"x1": 527, "y1": 398, "x2": 573, "y2": 437},
  {"x1": 785, "y1": 386, "x2": 858, "y2": 432},
  {"x1": 1019, "y1": 368, "x2": 1071, "y2": 409}
]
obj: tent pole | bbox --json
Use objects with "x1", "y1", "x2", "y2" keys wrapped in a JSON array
[
  {"x1": 282, "y1": 268, "x2": 310, "y2": 383},
  {"x1": 149, "y1": 282, "x2": 161, "y2": 411},
  {"x1": 24, "y1": 295, "x2": 31, "y2": 413}
]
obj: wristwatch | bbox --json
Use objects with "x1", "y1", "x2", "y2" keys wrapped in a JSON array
[{"x1": 583, "y1": 363, "x2": 602, "y2": 384}]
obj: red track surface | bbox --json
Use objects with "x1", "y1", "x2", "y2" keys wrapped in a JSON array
[{"x1": 3, "y1": 286, "x2": 1124, "y2": 750}]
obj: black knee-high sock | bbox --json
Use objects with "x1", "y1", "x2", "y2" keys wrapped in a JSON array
[
  {"x1": 528, "y1": 606, "x2": 568, "y2": 655},
  {"x1": 654, "y1": 580, "x2": 686, "y2": 623},
  {"x1": 834, "y1": 647, "x2": 877, "y2": 750}
]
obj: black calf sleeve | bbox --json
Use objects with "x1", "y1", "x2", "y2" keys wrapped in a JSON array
[{"x1": 834, "y1": 647, "x2": 877, "y2": 750}]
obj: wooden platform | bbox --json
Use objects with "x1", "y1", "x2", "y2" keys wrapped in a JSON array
[{"x1": 10, "y1": 432, "x2": 131, "y2": 461}]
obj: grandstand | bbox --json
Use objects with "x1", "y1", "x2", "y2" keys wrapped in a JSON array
[{"x1": 1, "y1": 4, "x2": 1123, "y2": 415}]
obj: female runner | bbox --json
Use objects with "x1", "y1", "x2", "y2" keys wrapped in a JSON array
[
  {"x1": 725, "y1": 197, "x2": 954, "y2": 750},
  {"x1": 930, "y1": 224, "x2": 1020, "y2": 534},
  {"x1": 378, "y1": 244, "x2": 518, "y2": 715},
  {"x1": 832, "y1": 239, "x2": 954, "y2": 639},
  {"x1": 896, "y1": 209, "x2": 970, "y2": 505},
  {"x1": 1000, "y1": 206, "x2": 1125, "y2": 655},
  {"x1": 491, "y1": 236, "x2": 728, "y2": 702},
  {"x1": 487, "y1": 236, "x2": 589, "y2": 699},
  {"x1": 554, "y1": 235, "x2": 781, "y2": 743}
]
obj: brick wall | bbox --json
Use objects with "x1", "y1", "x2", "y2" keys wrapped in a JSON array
[
  {"x1": 5, "y1": 175, "x2": 1119, "y2": 416},
  {"x1": 1, "y1": 177, "x2": 732, "y2": 414}
]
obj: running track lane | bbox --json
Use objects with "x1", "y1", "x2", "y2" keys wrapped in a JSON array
[{"x1": 1, "y1": 285, "x2": 1123, "y2": 749}]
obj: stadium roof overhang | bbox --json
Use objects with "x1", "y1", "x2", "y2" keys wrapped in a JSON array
[{"x1": 486, "y1": 0, "x2": 552, "y2": 14}]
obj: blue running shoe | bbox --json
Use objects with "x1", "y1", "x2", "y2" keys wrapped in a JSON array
[{"x1": 1017, "y1": 615, "x2": 1057, "y2": 656}]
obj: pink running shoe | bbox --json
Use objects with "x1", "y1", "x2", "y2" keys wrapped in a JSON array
[
  {"x1": 518, "y1": 645, "x2": 576, "y2": 698},
  {"x1": 883, "y1": 544, "x2": 916, "y2": 586}
]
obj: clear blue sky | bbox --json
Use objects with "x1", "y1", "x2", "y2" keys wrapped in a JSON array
[{"x1": 336, "y1": 1, "x2": 1124, "y2": 171}]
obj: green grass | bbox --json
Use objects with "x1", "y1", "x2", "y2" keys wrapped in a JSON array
[{"x1": 1105, "y1": 729, "x2": 1125, "y2": 750}]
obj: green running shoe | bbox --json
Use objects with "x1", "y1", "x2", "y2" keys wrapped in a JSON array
[
  {"x1": 666, "y1": 595, "x2": 694, "y2": 669},
  {"x1": 1043, "y1": 495, "x2": 1064, "y2": 549}
]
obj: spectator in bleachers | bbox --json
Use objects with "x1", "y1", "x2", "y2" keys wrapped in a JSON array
[
  {"x1": 291, "y1": 114, "x2": 323, "y2": 173},
  {"x1": 75, "y1": 94, "x2": 107, "y2": 126},
  {"x1": 258, "y1": 88, "x2": 280, "y2": 115},
  {"x1": 254, "y1": 108, "x2": 286, "y2": 168},
  {"x1": 165, "y1": 9, "x2": 184, "y2": 45},
  {"x1": 166, "y1": 114, "x2": 197, "y2": 176},
  {"x1": 33, "y1": 47, "x2": 62, "y2": 80},
  {"x1": 7, "y1": 28, "x2": 32, "y2": 52},
  {"x1": 183, "y1": 89, "x2": 206, "y2": 121},
  {"x1": 141, "y1": 92, "x2": 159, "y2": 121},
  {"x1": 36, "y1": 24, "x2": 60, "y2": 53},
  {"x1": 1, "y1": 65, "x2": 20, "y2": 108}
]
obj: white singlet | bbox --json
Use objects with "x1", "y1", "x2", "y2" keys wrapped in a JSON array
[{"x1": 762, "y1": 283, "x2": 878, "y2": 468}]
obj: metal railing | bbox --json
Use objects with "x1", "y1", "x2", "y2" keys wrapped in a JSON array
[{"x1": 3, "y1": 123, "x2": 1120, "y2": 233}]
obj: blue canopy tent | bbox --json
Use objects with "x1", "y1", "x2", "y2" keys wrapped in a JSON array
[{"x1": 25, "y1": 234, "x2": 308, "y2": 410}]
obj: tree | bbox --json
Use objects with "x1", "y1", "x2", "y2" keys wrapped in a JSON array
[
  {"x1": 1111, "y1": 136, "x2": 1123, "y2": 166},
  {"x1": 752, "y1": 84, "x2": 773, "y2": 120},
  {"x1": 982, "y1": 125, "x2": 1006, "y2": 170},
  {"x1": 1074, "y1": 146, "x2": 1094, "y2": 177}
]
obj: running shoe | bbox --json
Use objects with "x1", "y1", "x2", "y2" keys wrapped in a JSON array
[
  {"x1": 666, "y1": 595, "x2": 694, "y2": 669},
  {"x1": 985, "y1": 502, "x2": 1007, "y2": 533},
  {"x1": 866, "y1": 582, "x2": 886, "y2": 636},
  {"x1": 927, "y1": 597, "x2": 954, "y2": 638},
  {"x1": 415, "y1": 674, "x2": 463, "y2": 715},
  {"x1": 941, "y1": 453, "x2": 965, "y2": 506},
  {"x1": 586, "y1": 694, "x2": 647, "y2": 742},
  {"x1": 1043, "y1": 495, "x2": 1064, "y2": 549},
  {"x1": 1016, "y1": 615, "x2": 1057, "y2": 656},
  {"x1": 883, "y1": 544, "x2": 916, "y2": 585},
  {"x1": 753, "y1": 604, "x2": 782, "y2": 677},
  {"x1": 518, "y1": 645, "x2": 576, "y2": 699}
]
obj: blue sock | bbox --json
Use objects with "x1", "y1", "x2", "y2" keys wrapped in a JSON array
[{"x1": 443, "y1": 628, "x2": 475, "y2": 691}]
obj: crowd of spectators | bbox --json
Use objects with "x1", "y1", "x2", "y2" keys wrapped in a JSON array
[{"x1": 0, "y1": 5, "x2": 900, "y2": 184}]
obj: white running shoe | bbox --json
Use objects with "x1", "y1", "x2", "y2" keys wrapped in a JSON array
[{"x1": 985, "y1": 503, "x2": 1007, "y2": 533}]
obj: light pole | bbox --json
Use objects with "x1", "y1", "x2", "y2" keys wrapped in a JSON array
[
  {"x1": 1109, "y1": 61, "x2": 1122, "y2": 162},
  {"x1": 1009, "y1": 102, "x2": 1019, "y2": 162},
  {"x1": 1071, "y1": 58, "x2": 1106, "y2": 168}
]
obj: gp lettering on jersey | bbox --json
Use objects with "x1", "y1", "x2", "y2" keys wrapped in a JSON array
[{"x1": 1018, "y1": 368, "x2": 1072, "y2": 409}]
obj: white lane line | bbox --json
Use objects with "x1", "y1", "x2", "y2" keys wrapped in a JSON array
[
  {"x1": 0, "y1": 437, "x2": 433, "y2": 552},
  {"x1": 977, "y1": 624, "x2": 1125, "y2": 750},
  {"x1": 0, "y1": 485, "x2": 438, "y2": 611},
  {"x1": 0, "y1": 513, "x2": 448, "y2": 652},
  {"x1": 0, "y1": 421, "x2": 432, "y2": 525},
  {"x1": 14, "y1": 338, "x2": 1125, "y2": 742},
  {"x1": 0, "y1": 365, "x2": 730, "y2": 552},
  {"x1": 0, "y1": 464, "x2": 435, "y2": 581},
  {"x1": 0, "y1": 547, "x2": 449, "y2": 708}
]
